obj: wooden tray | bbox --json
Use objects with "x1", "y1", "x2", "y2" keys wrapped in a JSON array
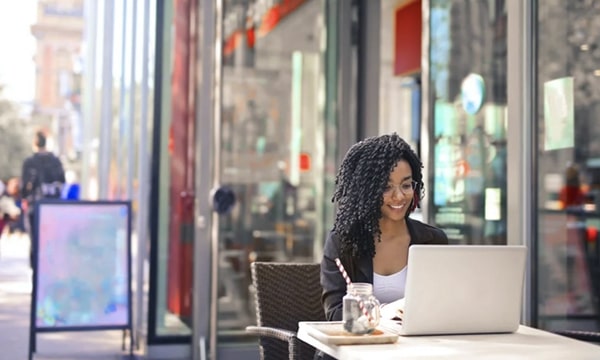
[{"x1": 299, "y1": 321, "x2": 399, "y2": 345}]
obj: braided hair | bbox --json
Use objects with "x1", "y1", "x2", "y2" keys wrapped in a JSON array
[{"x1": 332, "y1": 133, "x2": 424, "y2": 258}]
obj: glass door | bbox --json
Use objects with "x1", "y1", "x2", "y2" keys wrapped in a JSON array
[
  {"x1": 428, "y1": 0, "x2": 508, "y2": 244},
  {"x1": 534, "y1": 0, "x2": 600, "y2": 335},
  {"x1": 213, "y1": 0, "x2": 332, "y2": 357}
]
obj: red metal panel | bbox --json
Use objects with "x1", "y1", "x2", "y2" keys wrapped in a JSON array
[
  {"x1": 167, "y1": 0, "x2": 197, "y2": 319},
  {"x1": 394, "y1": 0, "x2": 422, "y2": 76}
]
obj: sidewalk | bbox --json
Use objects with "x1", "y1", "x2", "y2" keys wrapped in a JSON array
[{"x1": 0, "y1": 232, "x2": 139, "y2": 360}]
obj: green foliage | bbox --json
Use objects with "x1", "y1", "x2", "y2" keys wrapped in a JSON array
[{"x1": 0, "y1": 86, "x2": 30, "y2": 179}]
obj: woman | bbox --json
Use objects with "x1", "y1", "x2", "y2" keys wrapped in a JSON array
[{"x1": 320, "y1": 133, "x2": 448, "y2": 321}]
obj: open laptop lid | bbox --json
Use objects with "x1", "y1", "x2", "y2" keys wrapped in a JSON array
[{"x1": 401, "y1": 245, "x2": 527, "y2": 336}]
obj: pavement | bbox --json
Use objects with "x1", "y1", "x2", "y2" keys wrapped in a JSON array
[{"x1": 0, "y1": 232, "x2": 141, "y2": 360}]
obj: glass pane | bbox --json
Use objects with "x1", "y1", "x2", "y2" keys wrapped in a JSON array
[
  {"x1": 429, "y1": 0, "x2": 508, "y2": 245},
  {"x1": 378, "y1": 1, "x2": 420, "y2": 140},
  {"x1": 218, "y1": 0, "x2": 328, "y2": 340},
  {"x1": 154, "y1": 0, "x2": 193, "y2": 337},
  {"x1": 379, "y1": 0, "x2": 422, "y2": 218},
  {"x1": 535, "y1": 0, "x2": 600, "y2": 333}
]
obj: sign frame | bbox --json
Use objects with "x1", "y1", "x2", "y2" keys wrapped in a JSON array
[{"x1": 28, "y1": 200, "x2": 134, "y2": 359}]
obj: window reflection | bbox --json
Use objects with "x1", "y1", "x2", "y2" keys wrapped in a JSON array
[
  {"x1": 536, "y1": 0, "x2": 600, "y2": 334},
  {"x1": 218, "y1": 0, "x2": 328, "y2": 340},
  {"x1": 429, "y1": 0, "x2": 508, "y2": 245}
]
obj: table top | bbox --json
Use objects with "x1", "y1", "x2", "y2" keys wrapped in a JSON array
[{"x1": 298, "y1": 323, "x2": 600, "y2": 360}]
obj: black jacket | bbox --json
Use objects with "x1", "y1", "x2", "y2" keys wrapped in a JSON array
[
  {"x1": 320, "y1": 218, "x2": 448, "y2": 321},
  {"x1": 21, "y1": 152, "x2": 65, "y2": 205}
]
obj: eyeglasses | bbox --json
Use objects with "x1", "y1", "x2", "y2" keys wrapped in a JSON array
[{"x1": 383, "y1": 181, "x2": 417, "y2": 196}]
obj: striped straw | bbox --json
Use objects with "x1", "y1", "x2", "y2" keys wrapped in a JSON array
[
  {"x1": 334, "y1": 258, "x2": 372, "y2": 323},
  {"x1": 335, "y1": 258, "x2": 352, "y2": 288}
]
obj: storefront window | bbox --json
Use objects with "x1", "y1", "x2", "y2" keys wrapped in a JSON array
[
  {"x1": 217, "y1": 0, "x2": 330, "y2": 342},
  {"x1": 378, "y1": 0, "x2": 420, "y2": 150},
  {"x1": 429, "y1": 0, "x2": 508, "y2": 245},
  {"x1": 535, "y1": 0, "x2": 600, "y2": 333},
  {"x1": 152, "y1": 0, "x2": 195, "y2": 337}
]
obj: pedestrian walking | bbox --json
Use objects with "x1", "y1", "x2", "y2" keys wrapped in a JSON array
[{"x1": 20, "y1": 131, "x2": 66, "y2": 268}]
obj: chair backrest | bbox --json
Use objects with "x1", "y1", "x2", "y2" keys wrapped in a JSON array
[{"x1": 250, "y1": 262, "x2": 325, "y2": 359}]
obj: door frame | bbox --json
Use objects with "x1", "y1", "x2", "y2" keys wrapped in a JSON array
[
  {"x1": 192, "y1": 0, "x2": 359, "y2": 359},
  {"x1": 192, "y1": 0, "x2": 221, "y2": 359}
]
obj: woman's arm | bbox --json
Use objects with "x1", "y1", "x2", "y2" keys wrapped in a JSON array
[
  {"x1": 408, "y1": 218, "x2": 449, "y2": 245},
  {"x1": 432, "y1": 226, "x2": 449, "y2": 244},
  {"x1": 320, "y1": 231, "x2": 347, "y2": 321}
]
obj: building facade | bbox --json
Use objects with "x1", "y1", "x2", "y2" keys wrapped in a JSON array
[
  {"x1": 80, "y1": 0, "x2": 600, "y2": 358},
  {"x1": 30, "y1": 0, "x2": 84, "y2": 162}
]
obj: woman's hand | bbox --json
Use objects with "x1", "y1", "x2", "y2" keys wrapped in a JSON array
[{"x1": 380, "y1": 298, "x2": 405, "y2": 320}]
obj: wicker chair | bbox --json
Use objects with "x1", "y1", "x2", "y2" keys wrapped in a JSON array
[{"x1": 246, "y1": 262, "x2": 326, "y2": 360}]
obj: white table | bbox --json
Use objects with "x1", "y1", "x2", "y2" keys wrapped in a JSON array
[{"x1": 298, "y1": 324, "x2": 600, "y2": 359}]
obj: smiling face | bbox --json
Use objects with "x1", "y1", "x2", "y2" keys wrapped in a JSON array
[{"x1": 380, "y1": 160, "x2": 414, "y2": 223}]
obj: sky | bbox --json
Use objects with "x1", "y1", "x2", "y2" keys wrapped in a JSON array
[{"x1": 0, "y1": 0, "x2": 37, "y2": 103}]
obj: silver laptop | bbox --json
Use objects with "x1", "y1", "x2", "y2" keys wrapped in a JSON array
[{"x1": 384, "y1": 245, "x2": 527, "y2": 336}]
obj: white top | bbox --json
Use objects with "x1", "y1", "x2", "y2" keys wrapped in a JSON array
[{"x1": 373, "y1": 266, "x2": 407, "y2": 304}]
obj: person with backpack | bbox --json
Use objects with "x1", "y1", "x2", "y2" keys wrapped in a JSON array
[{"x1": 20, "y1": 131, "x2": 66, "y2": 268}]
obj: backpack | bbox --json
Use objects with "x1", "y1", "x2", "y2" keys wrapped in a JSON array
[{"x1": 22, "y1": 152, "x2": 66, "y2": 203}]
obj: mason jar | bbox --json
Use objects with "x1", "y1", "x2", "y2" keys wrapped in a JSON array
[{"x1": 342, "y1": 283, "x2": 380, "y2": 334}]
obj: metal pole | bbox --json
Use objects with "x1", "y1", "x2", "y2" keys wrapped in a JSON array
[
  {"x1": 82, "y1": 0, "x2": 98, "y2": 199},
  {"x1": 135, "y1": 0, "x2": 151, "y2": 349},
  {"x1": 420, "y1": 0, "x2": 431, "y2": 223},
  {"x1": 117, "y1": 0, "x2": 128, "y2": 199},
  {"x1": 507, "y1": 0, "x2": 534, "y2": 326},
  {"x1": 193, "y1": 0, "x2": 220, "y2": 358},
  {"x1": 128, "y1": 0, "x2": 138, "y2": 199},
  {"x1": 209, "y1": 0, "x2": 224, "y2": 357},
  {"x1": 99, "y1": 0, "x2": 115, "y2": 199}
]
